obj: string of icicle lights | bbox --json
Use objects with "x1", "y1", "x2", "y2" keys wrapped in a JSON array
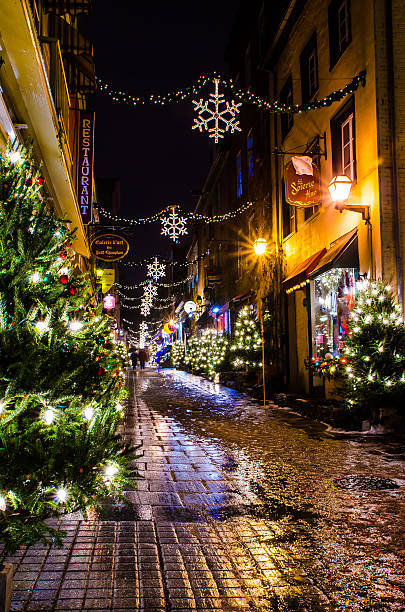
[
  {"x1": 96, "y1": 70, "x2": 366, "y2": 114},
  {"x1": 122, "y1": 300, "x2": 174, "y2": 311},
  {"x1": 97, "y1": 201, "x2": 254, "y2": 227},
  {"x1": 117, "y1": 250, "x2": 209, "y2": 270}
]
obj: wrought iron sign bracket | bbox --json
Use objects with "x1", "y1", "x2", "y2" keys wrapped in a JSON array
[{"x1": 274, "y1": 132, "x2": 327, "y2": 159}]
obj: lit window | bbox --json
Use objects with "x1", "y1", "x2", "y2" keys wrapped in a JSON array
[
  {"x1": 341, "y1": 113, "x2": 354, "y2": 180},
  {"x1": 236, "y1": 151, "x2": 242, "y2": 198},
  {"x1": 247, "y1": 132, "x2": 254, "y2": 177}
]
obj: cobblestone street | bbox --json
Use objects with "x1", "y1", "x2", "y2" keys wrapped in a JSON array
[{"x1": 8, "y1": 369, "x2": 405, "y2": 611}]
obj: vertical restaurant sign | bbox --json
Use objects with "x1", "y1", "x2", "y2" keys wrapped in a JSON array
[
  {"x1": 285, "y1": 160, "x2": 321, "y2": 207},
  {"x1": 77, "y1": 110, "x2": 95, "y2": 224}
]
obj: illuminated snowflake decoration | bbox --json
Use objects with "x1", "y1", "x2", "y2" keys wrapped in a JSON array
[
  {"x1": 192, "y1": 78, "x2": 241, "y2": 143},
  {"x1": 161, "y1": 206, "x2": 188, "y2": 243},
  {"x1": 147, "y1": 257, "x2": 166, "y2": 281},
  {"x1": 143, "y1": 281, "x2": 157, "y2": 303},
  {"x1": 139, "y1": 322, "x2": 149, "y2": 348},
  {"x1": 140, "y1": 302, "x2": 151, "y2": 317}
]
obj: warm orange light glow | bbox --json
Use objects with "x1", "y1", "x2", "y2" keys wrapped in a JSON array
[
  {"x1": 253, "y1": 237, "x2": 267, "y2": 256},
  {"x1": 328, "y1": 175, "x2": 352, "y2": 202}
]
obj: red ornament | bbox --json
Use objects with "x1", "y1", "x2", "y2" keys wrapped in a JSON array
[
  {"x1": 68, "y1": 285, "x2": 78, "y2": 296},
  {"x1": 36, "y1": 176, "x2": 45, "y2": 186},
  {"x1": 59, "y1": 251, "x2": 67, "y2": 260},
  {"x1": 25, "y1": 178, "x2": 33, "y2": 187},
  {"x1": 59, "y1": 274, "x2": 69, "y2": 285},
  {"x1": 97, "y1": 367, "x2": 105, "y2": 376}
]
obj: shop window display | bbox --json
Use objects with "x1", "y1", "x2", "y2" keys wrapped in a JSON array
[{"x1": 312, "y1": 268, "x2": 356, "y2": 360}]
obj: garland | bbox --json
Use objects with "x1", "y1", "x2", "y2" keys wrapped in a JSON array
[
  {"x1": 97, "y1": 71, "x2": 366, "y2": 114},
  {"x1": 114, "y1": 272, "x2": 195, "y2": 290},
  {"x1": 97, "y1": 201, "x2": 254, "y2": 226}
]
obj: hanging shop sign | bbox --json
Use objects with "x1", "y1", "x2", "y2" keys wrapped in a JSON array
[
  {"x1": 91, "y1": 234, "x2": 129, "y2": 262},
  {"x1": 184, "y1": 300, "x2": 197, "y2": 314},
  {"x1": 103, "y1": 294, "x2": 116, "y2": 310},
  {"x1": 96, "y1": 268, "x2": 115, "y2": 293},
  {"x1": 76, "y1": 110, "x2": 95, "y2": 224},
  {"x1": 285, "y1": 158, "x2": 321, "y2": 207}
]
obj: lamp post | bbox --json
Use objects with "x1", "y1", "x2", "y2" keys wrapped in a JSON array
[{"x1": 253, "y1": 238, "x2": 267, "y2": 408}]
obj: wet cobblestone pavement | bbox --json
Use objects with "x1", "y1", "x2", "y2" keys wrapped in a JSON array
[{"x1": 7, "y1": 369, "x2": 405, "y2": 611}]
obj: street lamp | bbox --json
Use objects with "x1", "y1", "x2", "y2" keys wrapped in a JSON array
[
  {"x1": 328, "y1": 175, "x2": 370, "y2": 221},
  {"x1": 253, "y1": 237, "x2": 267, "y2": 256},
  {"x1": 253, "y1": 238, "x2": 267, "y2": 409}
]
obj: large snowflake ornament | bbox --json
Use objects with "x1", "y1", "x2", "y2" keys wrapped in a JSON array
[
  {"x1": 161, "y1": 206, "x2": 188, "y2": 243},
  {"x1": 147, "y1": 257, "x2": 166, "y2": 281},
  {"x1": 140, "y1": 302, "x2": 151, "y2": 317},
  {"x1": 143, "y1": 281, "x2": 158, "y2": 303},
  {"x1": 139, "y1": 322, "x2": 149, "y2": 348},
  {"x1": 192, "y1": 78, "x2": 241, "y2": 143}
]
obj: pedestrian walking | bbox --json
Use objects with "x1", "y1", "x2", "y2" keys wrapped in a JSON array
[
  {"x1": 138, "y1": 348, "x2": 147, "y2": 369},
  {"x1": 130, "y1": 349, "x2": 138, "y2": 369}
]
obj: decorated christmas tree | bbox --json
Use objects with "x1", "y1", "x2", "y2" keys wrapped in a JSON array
[
  {"x1": 230, "y1": 306, "x2": 261, "y2": 371},
  {"x1": 184, "y1": 336, "x2": 200, "y2": 372},
  {"x1": 171, "y1": 339, "x2": 185, "y2": 369},
  {"x1": 342, "y1": 280, "x2": 405, "y2": 419},
  {"x1": 197, "y1": 330, "x2": 229, "y2": 380},
  {"x1": 0, "y1": 146, "x2": 138, "y2": 565}
]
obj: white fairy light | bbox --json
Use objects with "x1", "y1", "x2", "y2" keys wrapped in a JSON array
[
  {"x1": 104, "y1": 464, "x2": 119, "y2": 479},
  {"x1": 8, "y1": 150, "x2": 21, "y2": 163},
  {"x1": 43, "y1": 408, "x2": 55, "y2": 425},
  {"x1": 0, "y1": 401, "x2": 4, "y2": 415},
  {"x1": 36, "y1": 320, "x2": 49, "y2": 332},
  {"x1": 115, "y1": 403, "x2": 123, "y2": 412},
  {"x1": 83, "y1": 406, "x2": 94, "y2": 421},
  {"x1": 69, "y1": 320, "x2": 83, "y2": 332},
  {"x1": 0, "y1": 494, "x2": 6, "y2": 511},
  {"x1": 31, "y1": 272, "x2": 40, "y2": 283},
  {"x1": 56, "y1": 487, "x2": 68, "y2": 503}
]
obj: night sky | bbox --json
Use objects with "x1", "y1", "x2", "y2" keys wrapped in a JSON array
[
  {"x1": 84, "y1": 1, "x2": 241, "y2": 327},
  {"x1": 87, "y1": 2, "x2": 240, "y2": 246}
]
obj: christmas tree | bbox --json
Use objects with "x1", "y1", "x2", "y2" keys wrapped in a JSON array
[
  {"x1": 197, "y1": 330, "x2": 229, "y2": 380},
  {"x1": 0, "y1": 146, "x2": 138, "y2": 565},
  {"x1": 171, "y1": 339, "x2": 185, "y2": 369},
  {"x1": 230, "y1": 306, "x2": 261, "y2": 370},
  {"x1": 184, "y1": 336, "x2": 200, "y2": 372},
  {"x1": 342, "y1": 280, "x2": 405, "y2": 419}
]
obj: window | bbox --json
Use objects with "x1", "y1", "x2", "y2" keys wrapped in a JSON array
[
  {"x1": 300, "y1": 34, "x2": 319, "y2": 103},
  {"x1": 247, "y1": 131, "x2": 254, "y2": 177},
  {"x1": 282, "y1": 179, "x2": 297, "y2": 238},
  {"x1": 280, "y1": 75, "x2": 293, "y2": 139},
  {"x1": 236, "y1": 151, "x2": 243, "y2": 198},
  {"x1": 329, "y1": 0, "x2": 351, "y2": 69},
  {"x1": 331, "y1": 98, "x2": 356, "y2": 181}
]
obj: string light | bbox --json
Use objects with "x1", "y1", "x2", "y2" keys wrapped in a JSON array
[
  {"x1": 69, "y1": 320, "x2": 83, "y2": 332},
  {"x1": 96, "y1": 70, "x2": 366, "y2": 114},
  {"x1": 30, "y1": 272, "x2": 40, "y2": 283},
  {"x1": 83, "y1": 406, "x2": 94, "y2": 421},
  {"x1": 35, "y1": 320, "x2": 49, "y2": 332},
  {"x1": 104, "y1": 464, "x2": 119, "y2": 480},
  {"x1": 56, "y1": 488, "x2": 68, "y2": 503},
  {"x1": 43, "y1": 408, "x2": 55, "y2": 425},
  {"x1": 0, "y1": 494, "x2": 6, "y2": 511}
]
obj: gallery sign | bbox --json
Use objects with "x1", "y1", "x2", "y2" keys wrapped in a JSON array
[
  {"x1": 77, "y1": 110, "x2": 95, "y2": 225},
  {"x1": 285, "y1": 159, "x2": 321, "y2": 207},
  {"x1": 91, "y1": 234, "x2": 129, "y2": 262}
]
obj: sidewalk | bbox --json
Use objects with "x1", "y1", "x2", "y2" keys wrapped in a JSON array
[{"x1": 7, "y1": 369, "x2": 404, "y2": 611}]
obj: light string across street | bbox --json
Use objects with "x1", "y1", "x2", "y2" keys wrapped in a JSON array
[{"x1": 96, "y1": 70, "x2": 366, "y2": 114}]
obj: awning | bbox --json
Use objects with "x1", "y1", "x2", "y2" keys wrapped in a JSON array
[
  {"x1": 231, "y1": 290, "x2": 253, "y2": 304},
  {"x1": 309, "y1": 228, "x2": 358, "y2": 279},
  {"x1": 283, "y1": 248, "x2": 326, "y2": 293}
]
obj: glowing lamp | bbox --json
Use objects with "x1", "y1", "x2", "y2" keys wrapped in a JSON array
[
  {"x1": 103, "y1": 294, "x2": 116, "y2": 310},
  {"x1": 253, "y1": 238, "x2": 267, "y2": 256},
  {"x1": 328, "y1": 175, "x2": 352, "y2": 202},
  {"x1": 212, "y1": 306, "x2": 220, "y2": 314}
]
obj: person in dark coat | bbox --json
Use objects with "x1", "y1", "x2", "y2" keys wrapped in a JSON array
[
  {"x1": 130, "y1": 349, "x2": 138, "y2": 369},
  {"x1": 138, "y1": 348, "x2": 147, "y2": 369}
]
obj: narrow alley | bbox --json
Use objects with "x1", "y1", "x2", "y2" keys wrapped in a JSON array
[{"x1": 8, "y1": 370, "x2": 405, "y2": 611}]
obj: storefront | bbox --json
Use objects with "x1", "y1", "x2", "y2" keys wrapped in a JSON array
[{"x1": 283, "y1": 228, "x2": 359, "y2": 393}]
